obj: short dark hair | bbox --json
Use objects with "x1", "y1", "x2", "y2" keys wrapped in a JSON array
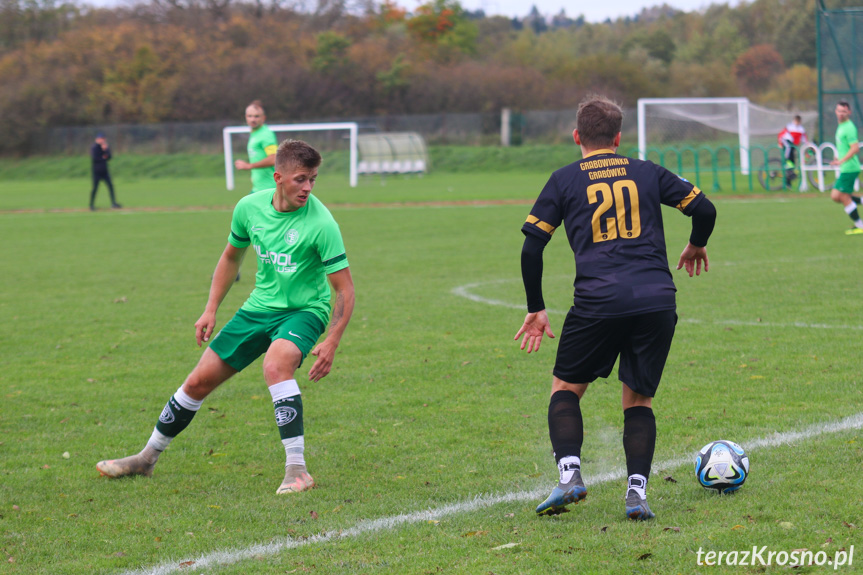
[
  {"x1": 276, "y1": 140, "x2": 322, "y2": 172},
  {"x1": 576, "y1": 95, "x2": 624, "y2": 148},
  {"x1": 838, "y1": 100, "x2": 851, "y2": 109},
  {"x1": 793, "y1": 115, "x2": 802, "y2": 122}
]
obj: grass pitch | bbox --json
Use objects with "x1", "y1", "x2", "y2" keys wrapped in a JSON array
[{"x1": 2, "y1": 172, "x2": 863, "y2": 574}]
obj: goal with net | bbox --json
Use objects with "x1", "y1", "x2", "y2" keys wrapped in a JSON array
[
  {"x1": 222, "y1": 122, "x2": 358, "y2": 190},
  {"x1": 637, "y1": 98, "x2": 818, "y2": 174}
]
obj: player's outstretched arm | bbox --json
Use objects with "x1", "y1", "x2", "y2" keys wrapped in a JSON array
[
  {"x1": 196, "y1": 244, "x2": 246, "y2": 346},
  {"x1": 676, "y1": 243, "x2": 709, "y2": 277},
  {"x1": 514, "y1": 310, "x2": 555, "y2": 354},
  {"x1": 677, "y1": 194, "x2": 715, "y2": 277},
  {"x1": 309, "y1": 267, "x2": 355, "y2": 382},
  {"x1": 235, "y1": 154, "x2": 276, "y2": 171}
]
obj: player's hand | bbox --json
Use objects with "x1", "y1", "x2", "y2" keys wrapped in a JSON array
[
  {"x1": 234, "y1": 160, "x2": 251, "y2": 170},
  {"x1": 677, "y1": 243, "x2": 709, "y2": 277},
  {"x1": 514, "y1": 310, "x2": 555, "y2": 353},
  {"x1": 308, "y1": 339, "x2": 337, "y2": 382},
  {"x1": 830, "y1": 158, "x2": 841, "y2": 167},
  {"x1": 195, "y1": 311, "x2": 217, "y2": 347}
]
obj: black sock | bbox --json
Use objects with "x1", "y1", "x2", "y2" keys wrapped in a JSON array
[
  {"x1": 622, "y1": 406, "x2": 656, "y2": 479},
  {"x1": 548, "y1": 390, "x2": 583, "y2": 462}
]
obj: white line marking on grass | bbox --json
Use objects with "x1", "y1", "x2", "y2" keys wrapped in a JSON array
[
  {"x1": 679, "y1": 318, "x2": 863, "y2": 331},
  {"x1": 452, "y1": 280, "x2": 863, "y2": 331},
  {"x1": 122, "y1": 412, "x2": 863, "y2": 575}
]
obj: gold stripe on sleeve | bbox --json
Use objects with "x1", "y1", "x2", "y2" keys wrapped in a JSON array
[
  {"x1": 526, "y1": 214, "x2": 557, "y2": 234},
  {"x1": 676, "y1": 187, "x2": 702, "y2": 211}
]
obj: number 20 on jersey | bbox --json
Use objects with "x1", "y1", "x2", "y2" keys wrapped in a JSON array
[{"x1": 588, "y1": 179, "x2": 642, "y2": 242}]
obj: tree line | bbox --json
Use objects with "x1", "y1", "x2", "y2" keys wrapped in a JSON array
[{"x1": 0, "y1": 0, "x2": 854, "y2": 154}]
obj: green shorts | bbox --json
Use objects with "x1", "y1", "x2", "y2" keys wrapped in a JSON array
[
  {"x1": 208, "y1": 309, "x2": 326, "y2": 372},
  {"x1": 835, "y1": 172, "x2": 860, "y2": 194}
]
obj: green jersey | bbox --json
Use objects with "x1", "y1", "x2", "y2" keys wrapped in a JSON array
[
  {"x1": 836, "y1": 120, "x2": 861, "y2": 174},
  {"x1": 247, "y1": 125, "x2": 278, "y2": 192},
  {"x1": 228, "y1": 191, "x2": 349, "y2": 327}
]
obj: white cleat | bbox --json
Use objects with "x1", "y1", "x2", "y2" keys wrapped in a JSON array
[
  {"x1": 276, "y1": 464, "x2": 315, "y2": 494},
  {"x1": 96, "y1": 454, "x2": 155, "y2": 478}
]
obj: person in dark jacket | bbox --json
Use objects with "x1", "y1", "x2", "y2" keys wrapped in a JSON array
[{"x1": 90, "y1": 133, "x2": 121, "y2": 210}]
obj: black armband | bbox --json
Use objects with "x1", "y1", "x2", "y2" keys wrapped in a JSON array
[
  {"x1": 521, "y1": 233, "x2": 547, "y2": 313},
  {"x1": 688, "y1": 196, "x2": 716, "y2": 248}
]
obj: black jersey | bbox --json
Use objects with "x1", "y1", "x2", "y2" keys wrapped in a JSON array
[{"x1": 521, "y1": 149, "x2": 705, "y2": 318}]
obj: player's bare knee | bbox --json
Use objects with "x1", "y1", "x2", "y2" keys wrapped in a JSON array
[
  {"x1": 551, "y1": 377, "x2": 588, "y2": 398},
  {"x1": 181, "y1": 376, "x2": 213, "y2": 401},
  {"x1": 262, "y1": 344, "x2": 301, "y2": 384}
]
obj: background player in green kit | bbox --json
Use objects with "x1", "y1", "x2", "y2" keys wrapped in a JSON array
[
  {"x1": 828, "y1": 100, "x2": 863, "y2": 235},
  {"x1": 97, "y1": 140, "x2": 355, "y2": 495},
  {"x1": 234, "y1": 99, "x2": 278, "y2": 194}
]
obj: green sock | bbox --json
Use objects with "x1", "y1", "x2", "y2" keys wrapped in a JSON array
[
  {"x1": 154, "y1": 387, "x2": 202, "y2": 438},
  {"x1": 274, "y1": 395, "x2": 304, "y2": 440}
]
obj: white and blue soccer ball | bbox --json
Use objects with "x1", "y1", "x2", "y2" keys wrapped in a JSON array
[{"x1": 695, "y1": 440, "x2": 750, "y2": 494}]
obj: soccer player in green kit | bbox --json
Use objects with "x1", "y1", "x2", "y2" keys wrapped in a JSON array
[
  {"x1": 234, "y1": 100, "x2": 278, "y2": 194},
  {"x1": 97, "y1": 140, "x2": 355, "y2": 495},
  {"x1": 828, "y1": 100, "x2": 863, "y2": 234}
]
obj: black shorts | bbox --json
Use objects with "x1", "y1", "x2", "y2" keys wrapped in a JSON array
[{"x1": 552, "y1": 309, "x2": 677, "y2": 398}]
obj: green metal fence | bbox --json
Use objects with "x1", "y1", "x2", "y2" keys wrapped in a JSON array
[{"x1": 643, "y1": 144, "x2": 834, "y2": 193}]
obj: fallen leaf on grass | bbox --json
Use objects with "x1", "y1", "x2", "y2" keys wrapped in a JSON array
[
  {"x1": 822, "y1": 538, "x2": 833, "y2": 547},
  {"x1": 427, "y1": 520, "x2": 439, "y2": 525},
  {"x1": 462, "y1": 531, "x2": 488, "y2": 537},
  {"x1": 309, "y1": 510, "x2": 319, "y2": 520},
  {"x1": 12, "y1": 505, "x2": 20, "y2": 511},
  {"x1": 637, "y1": 553, "x2": 651, "y2": 560},
  {"x1": 663, "y1": 526, "x2": 681, "y2": 532},
  {"x1": 179, "y1": 561, "x2": 195, "y2": 568},
  {"x1": 731, "y1": 525, "x2": 745, "y2": 530},
  {"x1": 663, "y1": 475, "x2": 677, "y2": 483},
  {"x1": 843, "y1": 522, "x2": 856, "y2": 529},
  {"x1": 114, "y1": 552, "x2": 126, "y2": 557},
  {"x1": 490, "y1": 543, "x2": 520, "y2": 551},
  {"x1": 504, "y1": 513, "x2": 514, "y2": 518},
  {"x1": 113, "y1": 297, "x2": 127, "y2": 304},
  {"x1": 600, "y1": 526, "x2": 608, "y2": 533}
]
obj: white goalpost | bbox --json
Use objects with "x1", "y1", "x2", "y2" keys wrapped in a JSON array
[
  {"x1": 637, "y1": 98, "x2": 821, "y2": 179},
  {"x1": 638, "y1": 97, "x2": 752, "y2": 173},
  {"x1": 223, "y1": 122, "x2": 359, "y2": 190}
]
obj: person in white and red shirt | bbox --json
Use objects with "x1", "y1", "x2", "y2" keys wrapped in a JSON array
[{"x1": 777, "y1": 115, "x2": 808, "y2": 186}]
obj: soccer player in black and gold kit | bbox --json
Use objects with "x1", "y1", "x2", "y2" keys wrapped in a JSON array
[{"x1": 515, "y1": 96, "x2": 716, "y2": 520}]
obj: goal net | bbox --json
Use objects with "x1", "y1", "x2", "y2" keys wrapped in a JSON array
[
  {"x1": 223, "y1": 122, "x2": 358, "y2": 190},
  {"x1": 637, "y1": 98, "x2": 818, "y2": 173}
]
